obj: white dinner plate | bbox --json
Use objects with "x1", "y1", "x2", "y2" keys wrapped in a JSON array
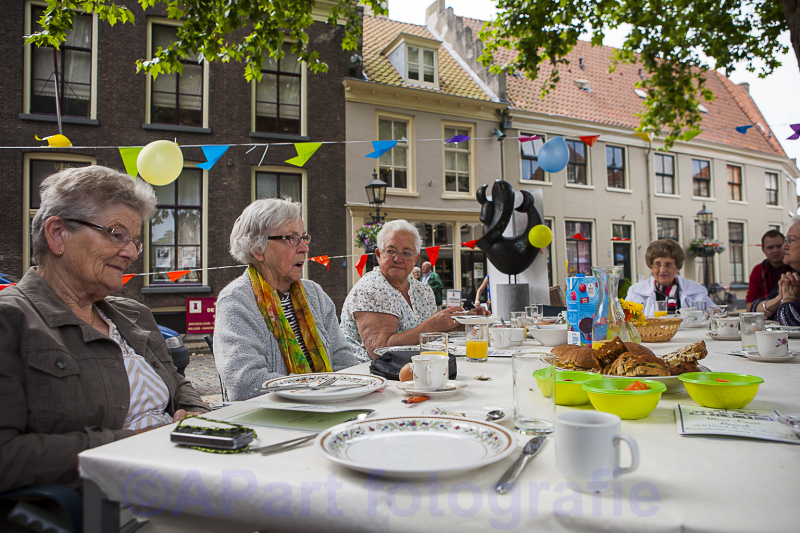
[
  {"x1": 422, "y1": 403, "x2": 508, "y2": 423},
  {"x1": 315, "y1": 415, "x2": 517, "y2": 479},
  {"x1": 373, "y1": 345, "x2": 457, "y2": 357},
  {"x1": 396, "y1": 380, "x2": 467, "y2": 398},
  {"x1": 261, "y1": 373, "x2": 386, "y2": 403},
  {"x1": 707, "y1": 332, "x2": 741, "y2": 341},
  {"x1": 453, "y1": 315, "x2": 499, "y2": 325},
  {"x1": 744, "y1": 351, "x2": 799, "y2": 363},
  {"x1": 685, "y1": 320, "x2": 710, "y2": 329}
]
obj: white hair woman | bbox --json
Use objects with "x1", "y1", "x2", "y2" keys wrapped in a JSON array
[
  {"x1": 340, "y1": 220, "x2": 487, "y2": 360},
  {"x1": 0, "y1": 166, "x2": 209, "y2": 494},
  {"x1": 214, "y1": 198, "x2": 359, "y2": 400}
]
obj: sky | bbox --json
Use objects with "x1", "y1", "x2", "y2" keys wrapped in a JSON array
[{"x1": 386, "y1": 0, "x2": 800, "y2": 167}]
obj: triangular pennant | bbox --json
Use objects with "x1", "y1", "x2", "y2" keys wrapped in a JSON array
[
  {"x1": 683, "y1": 129, "x2": 702, "y2": 141},
  {"x1": 445, "y1": 135, "x2": 470, "y2": 144},
  {"x1": 426, "y1": 246, "x2": 441, "y2": 267},
  {"x1": 518, "y1": 136, "x2": 540, "y2": 142},
  {"x1": 579, "y1": 135, "x2": 600, "y2": 147},
  {"x1": 735, "y1": 125, "x2": 753, "y2": 134},
  {"x1": 196, "y1": 145, "x2": 230, "y2": 170},
  {"x1": 119, "y1": 147, "x2": 143, "y2": 177},
  {"x1": 634, "y1": 132, "x2": 654, "y2": 142},
  {"x1": 788, "y1": 124, "x2": 800, "y2": 140},
  {"x1": 36, "y1": 134, "x2": 72, "y2": 147},
  {"x1": 355, "y1": 255, "x2": 368, "y2": 277},
  {"x1": 365, "y1": 140, "x2": 398, "y2": 159},
  {"x1": 461, "y1": 239, "x2": 478, "y2": 250},
  {"x1": 571, "y1": 233, "x2": 587, "y2": 241},
  {"x1": 0, "y1": 284, "x2": 13, "y2": 291},
  {"x1": 167, "y1": 270, "x2": 191, "y2": 282},
  {"x1": 310, "y1": 255, "x2": 330, "y2": 270},
  {"x1": 285, "y1": 143, "x2": 322, "y2": 167},
  {"x1": 122, "y1": 274, "x2": 136, "y2": 285}
]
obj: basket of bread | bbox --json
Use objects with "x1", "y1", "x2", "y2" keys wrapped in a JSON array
[{"x1": 635, "y1": 317, "x2": 682, "y2": 342}]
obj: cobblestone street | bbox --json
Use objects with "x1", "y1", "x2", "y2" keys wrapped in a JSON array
[{"x1": 182, "y1": 342, "x2": 222, "y2": 405}]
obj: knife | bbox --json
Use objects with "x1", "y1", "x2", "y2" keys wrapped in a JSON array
[{"x1": 494, "y1": 435, "x2": 547, "y2": 494}]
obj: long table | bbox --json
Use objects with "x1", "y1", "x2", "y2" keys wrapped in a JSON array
[{"x1": 79, "y1": 329, "x2": 800, "y2": 532}]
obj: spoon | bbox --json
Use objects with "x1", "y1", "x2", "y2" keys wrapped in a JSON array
[{"x1": 485, "y1": 410, "x2": 504, "y2": 422}]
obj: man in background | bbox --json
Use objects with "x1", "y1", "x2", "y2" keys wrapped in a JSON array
[
  {"x1": 746, "y1": 229, "x2": 791, "y2": 310},
  {"x1": 421, "y1": 261, "x2": 443, "y2": 307}
]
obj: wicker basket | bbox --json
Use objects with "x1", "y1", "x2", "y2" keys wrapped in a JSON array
[{"x1": 636, "y1": 317, "x2": 682, "y2": 342}]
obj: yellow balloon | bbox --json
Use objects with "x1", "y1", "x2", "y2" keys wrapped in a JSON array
[
  {"x1": 137, "y1": 140, "x2": 184, "y2": 186},
  {"x1": 528, "y1": 225, "x2": 553, "y2": 248}
]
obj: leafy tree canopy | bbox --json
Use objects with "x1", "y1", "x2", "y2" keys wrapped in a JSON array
[
  {"x1": 25, "y1": 0, "x2": 387, "y2": 81},
  {"x1": 478, "y1": 0, "x2": 793, "y2": 149}
]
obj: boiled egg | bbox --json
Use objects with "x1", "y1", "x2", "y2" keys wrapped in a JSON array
[{"x1": 398, "y1": 363, "x2": 413, "y2": 382}]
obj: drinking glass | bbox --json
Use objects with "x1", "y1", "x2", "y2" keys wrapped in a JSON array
[
  {"x1": 420, "y1": 333, "x2": 448, "y2": 356},
  {"x1": 465, "y1": 324, "x2": 489, "y2": 363},
  {"x1": 653, "y1": 301, "x2": 668, "y2": 318},
  {"x1": 709, "y1": 305, "x2": 728, "y2": 334},
  {"x1": 739, "y1": 312, "x2": 765, "y2": 354},
  {"x1": 512, "y1": 353, "x2": 556, "y2": 435},
  {"x1": 526, "y1": 304, "x2": 544, "y2": 324},
  {"x1": 510, "y1": 311, "x2": 527, "y2": 328}
]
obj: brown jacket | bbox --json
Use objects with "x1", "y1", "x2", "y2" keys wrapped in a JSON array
[{"x1": 0, "y1": 268, "x2": 210, "y2": 493}]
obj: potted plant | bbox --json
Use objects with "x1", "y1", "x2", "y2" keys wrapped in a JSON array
[
  {"x1": 687, "y1": 238, "x2": 726, "y2": 257},
  {"x1": 354, "y1": 222, "x2": 383, "y2": 253}
]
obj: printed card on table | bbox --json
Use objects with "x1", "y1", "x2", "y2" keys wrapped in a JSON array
[{"x1": 676, "y1": 404, "x2": 800, "y2": 444}]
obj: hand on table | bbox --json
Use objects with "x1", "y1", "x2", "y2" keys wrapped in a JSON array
[
  {"x1": 779, "y1": 272, "x2": 800, "y2": 301},
  {"x1": 427, "y1": 306, "x2": 466, "y2": 331},
  {"x1": 173, "y1": 409, "x2": 207, "y2": 423}
]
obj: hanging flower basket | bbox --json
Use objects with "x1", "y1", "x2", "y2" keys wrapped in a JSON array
[
  {"x1": 354, "y1": 222, "x2": 384, "y2": 252},
  {"x1": 687, "y1": 238, "x2": 726, "y2": 257}
]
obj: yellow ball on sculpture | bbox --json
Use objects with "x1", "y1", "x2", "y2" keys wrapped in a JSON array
[
  {"x1": 137, "y1": 140, "x2": 184, "y2": 186},
  {"x1": 528, "y1": 225, "x2": 553, "y2": 248}
]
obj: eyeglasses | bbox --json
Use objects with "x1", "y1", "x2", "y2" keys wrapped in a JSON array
[
  {"x1": 653, "y1": 262, "x2": 677, "y2": 270},
  {"x1": 380, "y1": 248, "x2": 416, "y2": 261},
  {"x1": 268, "y1": 234, "x2": 311, "y2": 246},
  {"x1": 785, "y1": 236, "x2": 799, "y2": 246},
  {"x1": 66, "y1": 219, "x2": 143, "y2": 255}
]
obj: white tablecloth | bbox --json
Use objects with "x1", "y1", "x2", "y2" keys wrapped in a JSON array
[{"x1": 79, "y1": 329, "x2": 800, "y2": 532}]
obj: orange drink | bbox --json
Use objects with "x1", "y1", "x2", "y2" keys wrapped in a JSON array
[
  {"x1": 466, "y1": 340, "x2": 488, "y2": 360},
  {"x1": 654, "y1": 311, "x2": 667, "y2": 318},
  {"x1": 420, "y1": 351, "x2": 448, "y2": 357}
]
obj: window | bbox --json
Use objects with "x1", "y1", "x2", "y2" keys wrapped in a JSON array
[
  {"x1": 606, "y1": 146, "x2": 625, "y2": 189},
  {"x1": 694, "y1": 218, "x2": 717, "y2": 283},
  {"x1": 565, "y1": 221, "x2": 592, "y2": 275},
  {"x1": 149, "y1": 23, "x2": 204, "y2": 127},
  {"x1": 728, "y1": 222, "x2": 745, "y2": 283},
  {"x1": 765, "y1": 172, "x2": 778, "y2": 205},
  {"x1": 444, "y1": 126, "x2": 471, "y2": 194},
  {"x1": 655, "y1": 153, "x2": 675, "y2": 194},
  {"x1": 150, "y1": 168, "x2": 202, "y2": 284},
  {"x1": 657, "y1": 218, "x2": 679, "y2": 241},
  {"x1": 692, "y1": 159, "x2": 710, "y2": 197},
  {"x1": 378, "y1": 117, "x2": 409, "y2": 190},
  {"x1": 29, "y1": 5, "x2": 93, "y2": 117},
  {"x1": 255, "y1": 171, "x2": 302, "y2": 203},
  {"x1": 727, "y1": 165, "x2": 743, "y2": 201},
  {"x1": 612, "y1": 224, "x2": 633, "y2": 282},
  {"x1": 407, "y1": 46, "x2": 435, "y2": 85},
  {"x1": 520, "y1": 135, "x2": 546, "y2": 181},
  {"x1": 255, "y1": 44, "x2": 302, "y2": 135},
  {"x1": 566, "y1": 140, "x2": 587, "y2": 185}
]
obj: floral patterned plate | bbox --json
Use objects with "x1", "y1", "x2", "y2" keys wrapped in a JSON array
[
  {"x1": 261, "y1": 373, "x2": 386, "y2": 403},
  {"x1": 314, "y1": 416, "x2": 516, "y2": 479}
]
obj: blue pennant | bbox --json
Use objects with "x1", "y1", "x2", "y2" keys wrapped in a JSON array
[
  {"x1": 365, "y1": 140, "x2": 398, "y2": 159},
  {"x1": 735, "y1": 125, "x2": 753, "y2": 135},
  {"x1": 196, "y1": 145, "x2": 230, "y2": 169}
]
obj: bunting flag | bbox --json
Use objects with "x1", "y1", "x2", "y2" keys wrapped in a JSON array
[
  {"x1": 461, "y1": 239, "x2": 478, "y2": 250},
  {"x1": 445, "y1": 135, "x2": 470, "y2": 144},
  {"x1": 735, "y1": 125, "x2": 753, "y2": 135},
  {"x1": 35, "y1": 134, "x2": 72, "y2": 147},
  {"x1": 285, "y1": 142, "x2": 322, "y2": 167},
  {"x1": 787, "y1": 124, "x2": 800, "y2": 140},
  {"x1": 519, "y1": 136, "x2": 540, "y2": 143},
  {"x1": 365, "y1": 140, "x2": 398, "y2": 159},
  {"x1": 579, "y1": 135, "x2": 600, "y2": 147},
  {"x1": 355, "y1": 255, "x2": 368, "y2": 277},
  {"x1": 571, "y1": 233, "x2": 587, "y2": 241},
  {"x1": 683, "y1": 129, "x2": 702, "y2": 141},
  {"x1": 196, "y1": 145, "x2": 230, "y2": 170},
  {"x1": 122, "y1": 274, "x2": 136, "y2": 285},
  {"x1": 634, "y1": 132, "x2": 654, "y2": 142},
  {"x1": 118, "y1": 147, "x2": 143, "y2": 178},
  {"x1": 426, "y1": 246, "x2": 441, "y2": 267},
  {"x1": 167, "y1": 270, "x2": 191, "y2": 282},
  {"x1": 0, "y1": 284, "x2": 13, "y2": 291},
  {"x1": 309, "y1": 255, "x2": 330, "y2": 270}
]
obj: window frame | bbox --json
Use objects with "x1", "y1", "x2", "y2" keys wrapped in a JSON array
[
  {"x1": 442, "y1": 122, "x2": 476, "y2": 198},
  {"x1": 656, "y1": 216, "x2": 681, "y2": 242},
  {"x1": 605, "y1": 145, "x2": 627, "y2": 190},
  {"x1": 544, "y1": 217, "x2": 555, "y2": 287},
  {"x1": 564, "y1": 220, "x2": 594, "y2": 276},
  {"x1": 727, "y1": 164, "x2": 744, "y2": 202},
  {"x1": 611, "y1": 221, "x2": 635, "y2": 283},
  {"x1": 765, "y1": 172, "x2": 779, "y2": 206},
  {"x1": 566, "y1": 139, "x2": 588, "y2": 186},
  {"x1": 405, "y1": 45, "x2": 438, "y2": 88},
  {"x1": 375, "y1": 111, "x2": 415, "y2": 195},
  {"x1": 145, "y1": 18, "x2": 210, "y2": 129},
  {"x1": 728, "y1": 221, "x2": 746, "y2": 284},
  {"x1": 519, "y1": 133, "x2": 548, "y2": 183},
  {"x1": 692, "y1": 158, "x2": 712, "y2": 198},
  {"x1": 655, "y1": 152, "x2": 677, "y2": 195},
  {"x1": 250, "y1": 43, "x2": 307, "y2": 137},
  {"x1": 23, "y1": 1, "x2": 99, "y2": 120}
]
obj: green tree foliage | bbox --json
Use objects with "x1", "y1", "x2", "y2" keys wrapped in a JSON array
[
  {"x1": 25, "y1": 0, "x2": 387, "y2": 81},
  {"x1": 478, "y1": 0, "x2": 791, "y2": 149}
]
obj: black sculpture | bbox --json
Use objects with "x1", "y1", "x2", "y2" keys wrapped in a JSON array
[{"x1": 475, "y1": 180, "x2": 543, "y2": 275}]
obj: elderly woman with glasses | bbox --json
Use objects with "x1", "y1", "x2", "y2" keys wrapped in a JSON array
[
  {"x1": 0, "y1": 166, "x2": 209, "y2": 495},
  {"x1": 341, "y1": 220, "x2": 486, "y2": 360},
  {"x1": 213, "y1": 199, "x2": 359, "y2": 400},
  {"x1": 752, "y1": 221, "x2": 800, "y2": 325},
  {"x1": 626, "y1": 238, "x2": 715, "y2": 316}
]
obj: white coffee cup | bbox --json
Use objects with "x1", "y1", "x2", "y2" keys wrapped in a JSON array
[
  {"x1": 755, "y1": 331, "x2": 789, "y2": 357},
  {"x1": 410, "y1": 354, "x2": 449, "y2": 390},
  {"x1": 489, "y1": 328, "x2": 510, "y2": 349},
  {"x1": 507, "y1": 327, "x2": 526, "y2": 346},
  {"x1": 715, "y1": 317, "x2": 740, "y2": 338},
  {"x1": 555, "y1": 411, "x2": 639, "y2": 493}
]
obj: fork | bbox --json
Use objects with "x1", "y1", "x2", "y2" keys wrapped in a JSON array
[
  {"x1": 245, "y1": 434, "x2": 317, "y2": 455},
  {"x1": 266, "y1": 376, "x2": 339, "y2": 392}
]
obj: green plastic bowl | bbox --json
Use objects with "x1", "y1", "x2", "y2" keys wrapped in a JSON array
[
  {"x1": 533, "y1": 369, "x2": 599, "y2": 405},
  {"x1": 678, "y1": 372, "x2": 763, "y2": 409},
  {"x1": 582, "y1": 378, "x2": 667, "y2": 419}
]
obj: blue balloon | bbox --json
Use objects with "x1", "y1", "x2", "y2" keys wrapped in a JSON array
[{"x1": 538, "y1": 136, "x2": 570, "y2": 173}]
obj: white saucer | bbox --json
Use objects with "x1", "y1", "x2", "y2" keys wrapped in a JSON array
[
  {"x1": 453, "y1": 315, "x2": 499, "y2": 325},
  {"x1": 707, "y1": 332, "x2": 741, "y2": 341},
  {"x1": 744, "y1": 351, "x2": 799, "y2": 363},
  {"x1": 396, "y1": 380, "x2": 467, "y2": 398}
]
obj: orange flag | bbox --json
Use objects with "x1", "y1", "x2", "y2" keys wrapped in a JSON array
[
  {"x1": 167, "y1": 270, "x2": 191, "y2": 282},
  {"x1": 122, "y1": 274, "x2": 136, "y2": 285},
  {"x1": 426, "y1": 246, "x2": 441, "y2": 266},
  {"x1": 310, "y1": 255, "x2": 330, "y2": 270},
  {"x1": 580, "y1": 135, "x2": 600, "y2": 147},
  {"x1": 462, "y1": 239, "x2": 478, "y2": 250},
  {"x1": 355, "y1": 255, "x2": 368, "y2": 277}
]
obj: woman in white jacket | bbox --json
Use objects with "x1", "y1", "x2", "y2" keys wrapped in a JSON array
[{"x1": 627, "y1": 239, "x2": 715, "y2": 316}]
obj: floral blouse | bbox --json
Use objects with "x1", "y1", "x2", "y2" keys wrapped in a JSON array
[{"x1": 340, "y1": 269, "x2": 436, "y2": 360}]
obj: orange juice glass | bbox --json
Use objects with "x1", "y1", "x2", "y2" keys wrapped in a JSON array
[
  {"x1": 654, "y1": 311, "x2": 667, "y2": 318},
  {"x1": 420, "y1": 333, "x2": 448, "y2": 358},
  {"x1": 465, "y1": 324, "x2": 489, "y2": 362}
]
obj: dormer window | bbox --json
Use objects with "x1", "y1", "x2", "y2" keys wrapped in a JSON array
[
  {"x1": 383, "y1": 33, "x2": 440, "y2": 89},
  {"x1": 407, "y1": 46, "x2": 435, "y2": 84}
]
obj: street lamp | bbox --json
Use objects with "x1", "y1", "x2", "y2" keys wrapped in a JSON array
[
  {"x1": 696, "y1": 203, "x2": 713, "y2": 289},
  {"x1": 365, "y1": 171, "x2": 388, "y2": 224}
]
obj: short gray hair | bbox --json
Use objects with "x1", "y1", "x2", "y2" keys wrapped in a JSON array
[
  {"x1": 377, "y1": 219, "x2": 422, "y2": 254},
  {"x1": 229, "y1": 198, "x2": 302, "y2": 264},
  {"x1": 30, "y1": 165, "x2": 157, "y2": 262}
]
